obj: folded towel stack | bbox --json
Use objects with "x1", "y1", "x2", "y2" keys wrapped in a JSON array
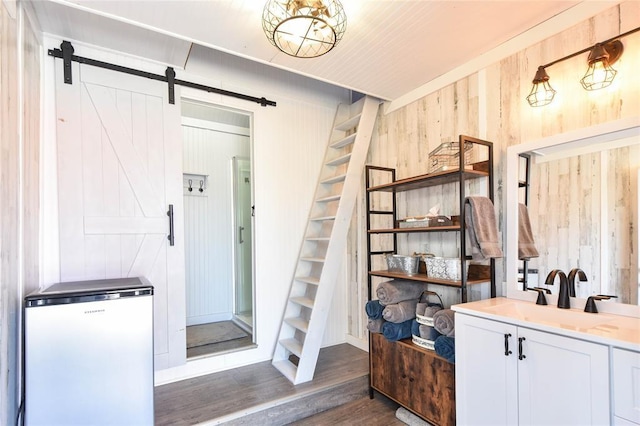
[{"x1": 365, "y1": 300, "x2": 386, "y2": 333}]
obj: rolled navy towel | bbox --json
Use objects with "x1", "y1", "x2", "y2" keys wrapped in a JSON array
[
  {"x1": 411, "y1": 319, "x2": 420, "y2": 337},
  {"x1": 382, "y1": 299, "x2": 418, "y2": 323},
  {"x1": 376, "y1": 280, "x2": 426, "y2": 305},
  {"x1": 433, "y1": 308, "x2": 455, "y2": 337},
  {"x1": 367, "y1": 318, "x2": 385, "y2": 334},
  {"x1": 365, "y1": 299, "x2": 384, "y2": 319},
  {"x1": 382, "y1": 318, "x2": 413, "y2": 341},
  {"x1": 434, "y1": 335, "x2": 455, "y2": 363}
]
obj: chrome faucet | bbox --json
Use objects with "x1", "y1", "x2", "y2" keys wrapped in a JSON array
[
  {"x1": 567, "y1": 268, "x2": 588, "y2": 297},
  {"x1": 544, "y1": 269, "x2": 571, "y2": 309}
]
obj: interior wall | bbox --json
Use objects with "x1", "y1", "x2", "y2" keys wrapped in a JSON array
[
  {"x1": 349, "y1": 1, "x2": 640, "y2": 341},
  {"x1": 38, "y1": 37, "x2": 352, "y2": 384},
  {"x1": 182, "y1": 120, "x2": 250, "y2": 326},
  {"x1": 0, "y1": 0, "x2": 41, "y2": 423}
]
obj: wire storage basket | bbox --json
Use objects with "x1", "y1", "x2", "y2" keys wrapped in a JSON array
[
  {"x1": 413, "y1": 291, "x2": 444, "y2": 350},
  {"x1": 428, "y1": 141, "x2": 473, "y2": 173}
]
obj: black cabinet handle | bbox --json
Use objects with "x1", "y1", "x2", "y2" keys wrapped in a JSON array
[
  {"x1": 518, "y1": 337, "x2": 526, "y2": 360},
  {"x1": 167, "y1": 204, "x2": 175, "y2": 246},
  {"x1": 504, "y1": 333, "x2": 512, "y2": 356}
]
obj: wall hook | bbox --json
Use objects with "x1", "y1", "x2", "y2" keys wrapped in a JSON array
[
  {"x1": 188, "y1": 179, "x2": 193, "y2": 192},
  {"x1": 199, "y1": 180, "x2": 204, "y2": 193}
]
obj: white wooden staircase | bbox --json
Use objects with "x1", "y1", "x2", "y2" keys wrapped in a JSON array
[{"x1": 272, "y1": 95, "x2": 380, "y2": 385}]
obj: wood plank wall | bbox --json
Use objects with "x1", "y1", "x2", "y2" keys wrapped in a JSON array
[
  {"x1": 0, "y1": 1, "x2": 41, "y2": 423},
  {"x1": 22, "y1": 5, "x2": 41, "y2": 296},
  {"x1": 0, "y1": 3, "x2": 20, "y2": 422},
  {"x1": 350, "y1": 1, "x2": 640, "y2": 339}
]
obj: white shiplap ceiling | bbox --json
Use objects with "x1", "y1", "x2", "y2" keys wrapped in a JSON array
[{"x1": 27, "y1": 0, "x2": 620, "y2": 104}]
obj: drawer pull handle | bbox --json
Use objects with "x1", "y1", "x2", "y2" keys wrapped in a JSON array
[
  {"x1": 518, "y1": 337, "x2": 526, "y2": 360},
  {"x1": 504, "y1": 333, "x2": 512, "y2": 356}
]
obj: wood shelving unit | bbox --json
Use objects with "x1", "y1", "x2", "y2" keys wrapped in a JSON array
[{"x1": 365, "y1": 135, "x2": 496, "y2": 426}]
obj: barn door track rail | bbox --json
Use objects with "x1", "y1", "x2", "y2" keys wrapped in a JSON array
[{"x1": 48, "y1": 41, "x2": 277, "y2": 107}]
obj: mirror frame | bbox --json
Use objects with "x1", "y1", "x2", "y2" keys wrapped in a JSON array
[{"x1": 505, "y1": 116, "x2": 640, "y2": 317}]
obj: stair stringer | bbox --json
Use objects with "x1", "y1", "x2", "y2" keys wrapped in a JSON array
[{"x1": 272, "y1": 95, "x2": 381, "y2": 384}]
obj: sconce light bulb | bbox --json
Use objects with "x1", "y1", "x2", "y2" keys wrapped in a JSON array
[
  {"x1": 580, "y1": 59, "x2": 617, "y2": 91},
  {"x1": 526, "y1": 67, "x2": 556, "y2": 107}
]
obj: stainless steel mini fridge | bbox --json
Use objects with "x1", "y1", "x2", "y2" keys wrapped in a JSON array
[{"x1": 24, "y1": 277, "x2": 154, "y2": 426}]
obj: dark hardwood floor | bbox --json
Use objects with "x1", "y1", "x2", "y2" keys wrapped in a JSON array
[
  {"x1": 288, "y1": 392, "x2": 404, "y2": 425},
  {"x1": 155, "y1": 343, "x2": 401, "y2": 425}
]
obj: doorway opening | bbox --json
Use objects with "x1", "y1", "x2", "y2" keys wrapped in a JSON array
[{"x1": 181, "y1": 100, "x2": 256, "y2": 358}]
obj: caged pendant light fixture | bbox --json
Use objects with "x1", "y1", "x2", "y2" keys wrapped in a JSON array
[
  {"x1": 526, "y1": 26, "x2": 639, "y2": 107},
  {"x1": 579, "y1": 41, "x2": 621, "y2": 91},
  {"x1": 262, "y1": 0, "x2": 347, "y2": 58}
]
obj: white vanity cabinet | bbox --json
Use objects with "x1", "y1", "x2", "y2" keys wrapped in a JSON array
[
  {"x1": 613, "y1": 348, "x2": 640, "y2": 425},
  {"x1": 455, "y1": 313, "x2": 610, "y2": 426}
]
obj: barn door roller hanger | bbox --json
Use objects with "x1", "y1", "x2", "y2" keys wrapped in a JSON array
[{"x1": 48, "y1": 41, "x2": 277, "y2": 107}]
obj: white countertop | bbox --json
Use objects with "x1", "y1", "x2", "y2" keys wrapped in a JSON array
[{"x1": 452, "y1": 297, "x2": 640, "y2": 352}]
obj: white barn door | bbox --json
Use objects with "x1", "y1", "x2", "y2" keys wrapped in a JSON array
[{"x1": 55, "y1": 62, "x2": 186, "y2": 369}]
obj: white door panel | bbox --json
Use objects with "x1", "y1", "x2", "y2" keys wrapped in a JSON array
[{"x1": 55, "y1": 60, "x2": 186, "y2": 369}]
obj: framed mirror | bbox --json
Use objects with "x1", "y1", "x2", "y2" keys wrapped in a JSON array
[{"x1": 506, "y1": 117, "x2": 640, "y2": 316}]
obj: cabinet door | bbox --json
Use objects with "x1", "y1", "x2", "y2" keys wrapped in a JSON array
[
  {"x1": 370, "y1": 332, "x2": 407, "y2": 401},
  {"x1": 613, "y1": 348, "x2": 640, "y2": 424},
  {"x1": 455, "y1": 314, "x2": 518, "y2": 425},
  {"x1": 370, "y1": 333, "x2": 456, "y2": 426},
  {"x1": 517, "y1": 327, "x2": 609, "y2": 426},
  {"x1": 402, "y1": 343, "x2": 456, "y2": 426}
]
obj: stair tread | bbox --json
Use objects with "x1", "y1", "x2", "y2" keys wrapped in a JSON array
[
  {"x1": 285, "y1": 316, "x2": 309, "y2": 332},
  {"x1": 320, "y1": 174, "x2": 347, "y2": 185},
  {"x1": 325, "y1": 153, "x2": 351, "y2": 166},
  {"x1": 290, "y1": 296, "x2": 315, "y2": 308},
  {"x1": 300, "y1": 257, "x2": 325, "y2": 263},
  {"x1": 295, "y1": 276, "x2": 320, "y2": 285},
  {"x1": 334, "y1": 113, "x2": 362, "y2": 131},
  {"x1": 310, "y1": 215, "x2": 336, "y2": 221},
  {"x1": 305, "y1": 236, "x2": 330, "y2": 241},
  {"x1": 272, "y1": 359, "x2": 298, "y2": 382},
  {"x1": 330, "y1": 133, "x2": 357, "y2": 149},
  {"x1": 280, "y1": 338, "x2": 304, "y2": 357},
  {"x1": 316, "y1": 194, "x2": 341, "y2": 203}
]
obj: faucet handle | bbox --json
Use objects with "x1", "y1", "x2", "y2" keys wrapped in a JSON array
[
  {"x1": 584, "y1": 294, "x2": 618, "y2": 313},
  {"x1": 527, "y1": 287, "x2": 548, "y2": 305}
]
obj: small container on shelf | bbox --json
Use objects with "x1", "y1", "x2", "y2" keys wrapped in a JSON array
[
  {"x1": 398, "y1": 215, "x2": 453, "y2": 228},
  {"x1": 413, "y1": 291, "x2": 444, "y2": 350},
  {"x1": 428, "y1": 141, "x2": 473, "y2": 174},
  {"x1": 384, "y1": 254, "x2": 420, "y2": 275},
  {"x1": 424, "y1": 257, "x2": 462, "y2": 281}
]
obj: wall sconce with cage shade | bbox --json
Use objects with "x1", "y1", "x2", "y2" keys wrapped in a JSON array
[
  {"x1": 262, "y1": 0, "x2": 347, "y2": 58},
  {"x1": 526, "y1": 26, "x2": 639, "y2": 107}
]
